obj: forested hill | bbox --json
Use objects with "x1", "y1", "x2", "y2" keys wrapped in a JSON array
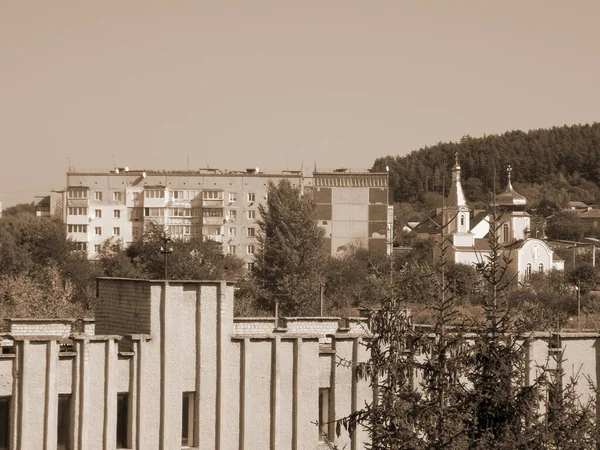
[{"x1": 373, "y1": 123, "x2": 600, "y2": 207}]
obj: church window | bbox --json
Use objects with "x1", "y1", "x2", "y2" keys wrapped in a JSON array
[
  {"x1": 525, "y1": 263, "x2": 532, "y2": 280},
  {"x1": 460, "y1": 215, "x2": 465, "y2": 227},
  {"x1": 539, "y1": 263, "x2": 544, "y2": 273},
  {"x1": 502, "y1": 223, "x2": 509, "y2": 243}
]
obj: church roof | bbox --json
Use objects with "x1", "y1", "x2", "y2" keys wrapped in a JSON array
[
  {"x1": 494, "y1": 165, "x2": 527, "y2": 207},
  {"x1": 445, "y1": 153, "x2": 467, "y2": 208}
]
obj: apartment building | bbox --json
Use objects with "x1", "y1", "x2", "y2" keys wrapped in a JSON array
[
  {"x1": 59, "y1": 167, "x2": 392, "y2": 263},
  {"x1": 310, "y1": 169, "x2": 393, "y2": 254}
]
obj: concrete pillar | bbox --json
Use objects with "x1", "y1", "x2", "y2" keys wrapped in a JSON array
[
  {"x1": 103, "y1": 340, "x2": 116, "y2": 450},
  {"x1": 270, "y1": 338, "x2": 280, "y2": 450},
  {"x1": 44, "y1": 341, "x2": 59, "y2": 450},
  {"x1": 239, "y1": 338, "x2": 250, "y2": 450}
]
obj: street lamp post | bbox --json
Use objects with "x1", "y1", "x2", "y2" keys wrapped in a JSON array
[
  {"x1": 160, "y1": 236, "x2": 173, "y2": 281},
  {"x1": 575, "y1": 281, "x2": 581, "y2": 331}
]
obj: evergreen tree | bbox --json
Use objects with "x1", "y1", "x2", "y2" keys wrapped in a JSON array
[{"x1": 252, "y1": 180, "x2": 328, "y2": 316}]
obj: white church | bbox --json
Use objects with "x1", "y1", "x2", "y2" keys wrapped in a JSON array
[{"x1": 414, "y1": 155, "x2": 564, "y2": 281}]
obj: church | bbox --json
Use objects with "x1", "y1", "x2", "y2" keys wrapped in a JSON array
[{"x1": 413, "y1": 155, "x2": 564, "y2": 282}]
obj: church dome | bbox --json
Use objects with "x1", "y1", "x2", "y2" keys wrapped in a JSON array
[{"x1": 494, "y1": 165, "x2": 526, "y2": 207}]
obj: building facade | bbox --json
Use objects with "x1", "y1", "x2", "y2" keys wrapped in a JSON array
[
  {"x1": 56, "y1": 167, "x2": 392, "y2": 264},
  {"x1": 0, "y1": 278, "x2": 371, "y2": 450},
  {"x1": 1, "y1": 279, "x2": 599, "y2": 449}
]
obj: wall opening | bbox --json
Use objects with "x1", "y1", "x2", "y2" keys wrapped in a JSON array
[
  {"x1": 0, "y1": 397, "x2": 9, "y2": 450},
  {"x1": 318, "y1": 388, "x2": 331, "y2": 442},
  {"x1": 116, "y1": 393, "x2": 129, "y2": 449},
  {"x1": 57, "y1": 394, "x2": 72, "y2": 450},
  {"x1": 182, "y1": 392, "x2": 195, "y2": 447}
]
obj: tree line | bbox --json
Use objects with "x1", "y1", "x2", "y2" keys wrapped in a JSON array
[{"x1": 374, "y1": 123, "x2": 600, "y2": 210}]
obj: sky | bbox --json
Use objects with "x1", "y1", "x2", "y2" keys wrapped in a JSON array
[{"x1": 1, "y1": 1, "x2": 599, "y2": 207}]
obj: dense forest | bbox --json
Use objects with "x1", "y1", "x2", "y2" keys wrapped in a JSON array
[{"x1": 373, "y1": 123, "x2": 600, "y2": 208}]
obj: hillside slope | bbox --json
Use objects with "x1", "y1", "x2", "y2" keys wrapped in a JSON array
[{"x1": 374, "y1": 123, "x2": 600, "y2": 207}]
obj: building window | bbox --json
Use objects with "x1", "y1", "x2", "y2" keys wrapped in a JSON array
[
  {"x1": 319, "y1": 388, "x2": 330, "y2": 441},
  {"x1": 247, "y1": 193, "x2": 255, "y2": 202},
  {"x1": 186, "y1": 190, "x2": 199, "y2": 200},
  {"x1": 95, "y1": 227, "x2": 102, "y2": 236},
  {"x1": 228, "y1": 210, "x2": 237, "y2": 221},
  {"x1": 228, "y1": 245, "x2": 236, "y2": 255},
  {"x1": 246, "y1": 262, "x2": 255, "y2": 271},
  {"x1": 247, "y1": 210, "x2": 255, "y2": 220},
  {"x1": 144, "y1": 208, "x2": 164, "y2": 217},
  {"x1": 203, "y1": 208, "x2": 223, "y2": 218},
  {"x1": 0, "y1": 397, "x2": 9, "y2": 450},
  {"x1": 171, "y1": 207, "x2": 192, "y2": 217},
  {"x1": 113, "y1": 191, "x2": 123, "y2": 202},
  {"x1": 502, "y1": 223, "x2": 509, "y2": 243},
  {"x1": 247, "y1": 227, "x2": 255, "y2": 237},
  {"x1": 525, "y1": 263, "x2": 532, "y2": 280},
  {"x1": 67, "y1": 225, "x2": 87, "y2": 233},
  {"x1": 95, "y1": 209, "x2": 102, "y2": 218},
  {"x1": 113, "y1": 227, "x2": 120, "y2": 236},
  {"x1": 113, "y1": 210, "x2": 121, "y2": 219},
  {"x1": 182, "y1": 392, "x2": 195, "y2": 447},
  {"x1": 460, "y1": 214, "x2": 464, "y2": 226},
  {"x1": 228, "y1": 227, "x2": 236, "y2": 237},
  {"x1": 539, "y1": 263, "x2": 544, "y2": 273},
  {"x1": 171, "y1": 190, "x2": 184, "y2": 200},
  {"x1": 203, "y1": 190, "x2": 223, "y2": 200},
  {"x1": 132, "y1": 228, "x2": 141, "y2": 239},
  {"x1": 94, "y1": 191, "x2": 103, "y2": 201},
  {"x1": 72, "y1": 242, "x2": 87, "y2": 251},
  {"x1": 229, "y1": 192, "x2": 237, "y2": 202},
  {"x1": 94, "y1": 244, "x2": 101, "y2": 253},
  {"x1": 68, "y1": 189, "x2": 87, "y2": 199},
  {"x1": 247, "y1": 245, "x2": 255, "y2": 254},
  {"x1": 57, "y1": 394, "x2": 71, "y2": 450},
  {"x1": 169, "y1": 225, "x2": 192, "y2": 236},
  {"x1": 116, "y1": 393, "x2": 128, "y2": 449},
  {"x1": 67, "y1": 207, "x2": 87, "y2": 216},
  {"x1": 144, "y1": 189, "x2": 165, "y2": 199}
]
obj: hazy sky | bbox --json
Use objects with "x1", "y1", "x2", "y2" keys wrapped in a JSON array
[{"x1": 1, "y1": 1, "x2": 599, "y2": 206}]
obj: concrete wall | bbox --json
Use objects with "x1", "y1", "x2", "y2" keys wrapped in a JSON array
[
  {"x1": 0, "y1": 278, "x2": 372, "y2": 449},
  {"x1": 4, "y1": 278, "x2": 597, "y2": 449}
]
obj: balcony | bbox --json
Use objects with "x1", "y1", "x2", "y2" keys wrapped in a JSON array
[
  {"x1": 202, "y1": 199, "x2": 224, "y2": 208},
  {"x1": 203, "y1": 216, "x2": 225, "y2": 226},
  {"x1": 205, "y1": 234, "x2": 224, "y2": 244}
]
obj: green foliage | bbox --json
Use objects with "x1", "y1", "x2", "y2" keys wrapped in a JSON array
[
  {"x1": 375, "y1": 123, "x2": 600, "y2": 209},
  {"x1": 252, "y1": 180, "x2": 328, "y2": 316},
  {"x1": 2, "y1": 202, "x2": 35, "y2": 216},
  {"x1": 0, "y1": 213, "x2": 97, "y2": 321},
  {"x1": 546, "y1": 210, "x2": 585, "y2": 241},
  {"x1": 118, "y1": 222, "x2": 244, "y2": 280},
  {"x1": 331, "y1": 212, "x2": 597, "y2": 449}
]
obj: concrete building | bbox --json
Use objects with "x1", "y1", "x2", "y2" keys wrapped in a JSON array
[
  {"x1": 310, "y1": 169, "x2": 393, "y2": 254},
  {"x1": 56, "y1": 167, "x2": 392, "y2": 264},
  {"x1": 1, "y1": 278, "x2": 599, "y2": 449},
  {"x1": 0, "y1": 278, "x2": 371, "y2": 449}
]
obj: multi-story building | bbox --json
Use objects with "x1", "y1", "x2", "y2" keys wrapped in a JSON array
[
  {"x1": 57, "y1": 167, "x2": 392, "y2": 264},
  {"x1": 310, "y1": 169, "x2": 393, "y2": 254}
]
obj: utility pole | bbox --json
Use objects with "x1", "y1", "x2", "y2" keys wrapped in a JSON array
[
  {"x1": 576, "y1": 280, "x2": 581, "y2": 331},
  {"x1": 160, "y1": 236, "x2": 173, "y2": 281}
]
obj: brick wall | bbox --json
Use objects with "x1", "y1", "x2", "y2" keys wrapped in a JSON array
[
  {"x1": 10, "y1": 319, "x2": 74, "y2": 337},
  {"x1": 95, "y1": 279, "x2": 153, "y2": 335},
  {"x1": 281, "y1": 317, "x2": 340, "y2": 334},
  {"x1": 232, "y1": 318, "x2": 276, "y2": 334}
]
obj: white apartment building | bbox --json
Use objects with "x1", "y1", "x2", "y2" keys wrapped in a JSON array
[{"x1": 57, "y1": 167, "x2": 392, "y2": 264}]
